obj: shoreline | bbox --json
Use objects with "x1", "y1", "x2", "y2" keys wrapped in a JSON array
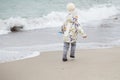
[{"x1": 0, "y1": 46, "x2": 119, "y2": 64}]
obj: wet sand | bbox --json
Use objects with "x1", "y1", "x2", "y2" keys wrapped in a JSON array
[{"x1": 0, "y1": 47, "x2": 120, "y2": 80}]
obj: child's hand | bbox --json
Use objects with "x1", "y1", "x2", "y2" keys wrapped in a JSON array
[{"x1": 82, "y1": 34, "x2": 87, "y2": 38}]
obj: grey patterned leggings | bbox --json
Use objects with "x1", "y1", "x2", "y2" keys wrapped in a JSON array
[{"x1": 63, "y1": 42, "x2": 76, "y2": 59}]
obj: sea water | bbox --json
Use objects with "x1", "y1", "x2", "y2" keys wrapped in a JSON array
[{"x1": 0, "y1": 0, "x2": 120, "y2": 63}]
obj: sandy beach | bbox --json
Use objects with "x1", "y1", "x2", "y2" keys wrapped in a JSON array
[
  {"x1": 0, "y1": 47, "x2": 120, "y2": 80},
  {"x1": 0, "y1": 0, "x2": 120, "y2": 80}
]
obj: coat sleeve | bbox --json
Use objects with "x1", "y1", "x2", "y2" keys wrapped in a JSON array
[{"x1": 78, "y1": 25, "x2": 86, "y2": 36}]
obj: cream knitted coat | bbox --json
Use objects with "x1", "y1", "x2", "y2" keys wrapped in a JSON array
[{"x1": 61, "y1": 11, "x2": 86, "y2": 43}]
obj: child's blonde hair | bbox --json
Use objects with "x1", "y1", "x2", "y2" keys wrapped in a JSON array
[{"x1": 66, "y1": 3, "x2": 76, "y2": 12}]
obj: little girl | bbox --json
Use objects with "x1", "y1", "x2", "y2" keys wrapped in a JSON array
[{"x1": 61, "y1": 3, "x2": 87, "y2": 62}]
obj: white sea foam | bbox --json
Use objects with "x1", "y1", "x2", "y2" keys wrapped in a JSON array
[
  {"x1": 0, "y1": 5, "x2": 119, "y2": 35},
  {"x1": 78, "y1": 4, "x2": 119, "y2": 23},
  {"x1": 0, "y1": 51, "x2": 40, "y2": 63},
  {"x1": 0, "y1": 39, "x2": 120, "y2": 63}
]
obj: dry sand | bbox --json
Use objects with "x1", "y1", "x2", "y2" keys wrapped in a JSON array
[{"x1": 0, "y1": 47, "x2": 120, "y2": 80}]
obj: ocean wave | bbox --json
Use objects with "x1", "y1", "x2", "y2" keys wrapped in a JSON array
[
  {"x1": 0, "y1": 4, "x2": 119, "y2": 35},
  {"x1": 78, "y1": 4, "x2": 119, "y2": 22}
]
